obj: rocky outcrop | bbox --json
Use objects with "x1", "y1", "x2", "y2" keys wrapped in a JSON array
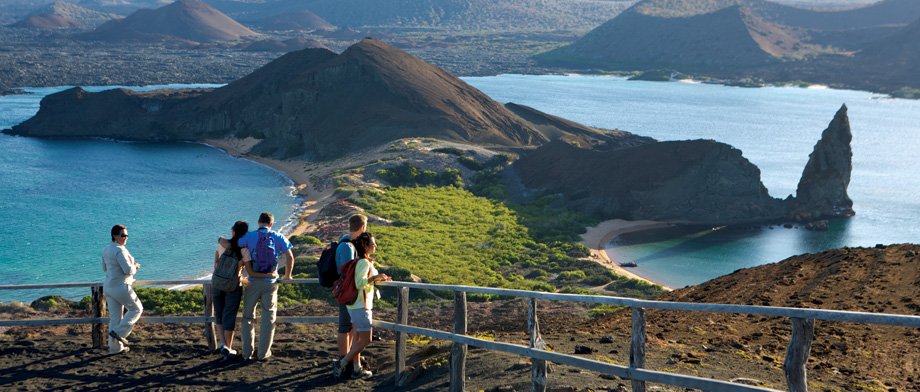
[
  {"x1": 513, "y1": 139, "x2": 784, "y2": 223},
  {"x1": 786, "y1": 104, "x2": 854, "y2": 221},
  {"x1": 513, "y1": 106, "x2": 853, "y2": 225}
]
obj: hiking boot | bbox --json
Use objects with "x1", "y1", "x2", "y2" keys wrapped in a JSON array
[
  {"x1": 351, "y1": 366, "x2": 373, "y2": 379},
  {"x1": 109, "y1": 330, "x2": 129, "y2": 345}
]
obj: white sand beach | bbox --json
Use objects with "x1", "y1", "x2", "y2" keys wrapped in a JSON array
[{"x1": 580, "y1": 219, "x2": 675, "y2": 291}]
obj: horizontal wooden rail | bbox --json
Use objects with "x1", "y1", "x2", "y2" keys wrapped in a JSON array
[
  {"x1": 0, "y1": 278, "x2": 320, "y2": 291},
  {"x1": 377, "y1": 282, "x2": 920, "y2": 328},
  {"x1": 0, "y1": 315, "x2": 338, "y2": 327},
  {"x1": 0, "y1": 282, "x2": 101, "y2": 290},
  {"x1": 374, "y1": 321, "x2": 779, "y2": 392},
  {"x1": 4, "y1": 278, "x2": 918, "y2": 392}
]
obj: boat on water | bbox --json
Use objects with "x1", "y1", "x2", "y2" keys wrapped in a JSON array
[{"x1": 619, "y1": 261, "x2": 638, "y2": 268}]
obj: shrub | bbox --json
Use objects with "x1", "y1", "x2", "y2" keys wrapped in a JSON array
[
  {"x1": 558, "y1": 270, "x2": 587, "y2": 281},
  {"x1": 432, "y1": 147, "x2": 466, "y2": 156},
  {"x1": 458, "y1": 156, "x2": 485, "y2": 171},
  {"x1": 376, "y1": 164, "x2": 463, "y2": 187},
  {"x1": 588, "y1": 304, "x2": 626, "y2": 318},
  {"x1": 30, "y1": 295, "x2": 77, "y2": 312},
  {"x1": 290, "y1": 235, "x2": 322, "y2": 246},
  {"x1": 135, "y1": 287, "x2": 202, "y2": 315}
]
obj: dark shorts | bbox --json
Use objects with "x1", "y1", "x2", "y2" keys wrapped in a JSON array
[
  {"x1": 212, "y1": 285, "x2": 243, "y2": 332},
  {"x1": 337, "y1": 303, "x2": 352, "y2": 333}
]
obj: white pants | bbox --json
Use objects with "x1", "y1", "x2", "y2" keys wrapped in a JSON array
[{"x1": 105, "y1": 283, "x2": 143, "y2": 353}]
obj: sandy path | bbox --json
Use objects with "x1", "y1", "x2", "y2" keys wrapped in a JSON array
[{"x1": 580, "y1": 219, "x2": 674, "y2": 291}]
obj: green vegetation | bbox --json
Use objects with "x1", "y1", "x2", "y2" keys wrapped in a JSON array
[
  {"x1": 605, "y1": 276, "x2": 667, "y2": 298},
  {"x1": 588, "y1": 304, "x2": 627, "y2": 318},
  {"x1": 893, "y1": 87, "x2": 920, "y2": 99},
  {"x1": 353, "y1": 186, "x2": 542, "y2": 289},
  {"x1": 432, "y1": 147, "x2": 466, "y2": 156},
  {"x1": 290, "y1": 234, "x2": 322, "y2": 246},
  {"x1": 30, "y1": 295, "x2": 81, "y2": 312},
  {"x1": 375, "y1": 164, "x2": 463, "y2": 187},
  {"x1": 350, "y1": 186, "x2": 662, "y2": 298},
  {"x1": 135, "y1": 287, "x2": 202, "y2": 315}
]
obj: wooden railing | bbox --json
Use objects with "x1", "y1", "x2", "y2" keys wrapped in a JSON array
[{"x1": 2, "y1": 279, "x2": 919, "y2": 392}]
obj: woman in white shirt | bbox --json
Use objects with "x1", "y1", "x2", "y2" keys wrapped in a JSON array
[{"x1": 101, "y1": 224, "x2": 143, "y2": 354}]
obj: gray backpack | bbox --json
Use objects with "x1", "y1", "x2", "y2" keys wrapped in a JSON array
[{"x1": 212, "y1": 248, "x2": 241, "y2": 292}]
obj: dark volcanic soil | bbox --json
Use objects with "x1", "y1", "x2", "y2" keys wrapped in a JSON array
[{"x1": 3, "y1": 245, "x2": 918, "y2": 391}]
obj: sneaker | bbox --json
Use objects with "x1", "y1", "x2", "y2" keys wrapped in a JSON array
[
  {"x1": 351, "y1": 366, "x2": 373, "y2": 379},
  {"x1": 110, "y1": 346, "x2": 130, "y2": 355},
  {"x1": 332, "y1": 358, "x2": 345, "y2": 379},
  {"x1": 109, "y1": 330, "x2": 129, "y2": 346}
]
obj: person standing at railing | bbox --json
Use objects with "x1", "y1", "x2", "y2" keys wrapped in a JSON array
[
  {"x1": 333, "y1": 232, "x2": 390, "y2": 379},
  {"x1": 101, "y1": 224, "x2": 143, "y2": 354},
  {"x1": 238, "y1": 212, "x2": 294, "y2": 362},
  {"x1": 335, "y1": 214, "x2": 367, "y2": 374},
  {"x1": 211, "y1": 220, "x2": 249, "y2": 362}
]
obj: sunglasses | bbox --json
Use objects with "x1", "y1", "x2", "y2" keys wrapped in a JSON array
[{"x1": 120, "y1": 233, "x2": 129, "y2": 238}]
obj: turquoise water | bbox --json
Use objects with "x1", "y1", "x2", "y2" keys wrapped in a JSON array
[
  {"x1": 0, "y1": 85, "x2": 298, "y2": 302},
  {"x1": 464, "y1": 75, "x2": 920, "y2": 288}
]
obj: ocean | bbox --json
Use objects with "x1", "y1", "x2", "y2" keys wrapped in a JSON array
[
  {"x1": 464, "y1": 75, "x2": 920, "y2": 288},
  {"x1": 0, "y1": 85, "x2": 299, "y2": 302}
]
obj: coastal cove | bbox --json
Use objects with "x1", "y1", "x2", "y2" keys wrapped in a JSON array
[
  {"x1": 463, "y1": 74, "x2": 920, "y2": 288},
  {"x1": 0, "y1": 85, "x2": 300, "y2": 303}
]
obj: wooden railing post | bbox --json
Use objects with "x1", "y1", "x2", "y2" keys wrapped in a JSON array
[
  {"x1": 395, "y1": 287, "x2": 410, "y2": 386},
  {"x1": 91, "y1": 285, "x2": 105, "y2": 349},
  {"x1": 450, "y1": 291, "x2": 467, "y2": 392},
  {"x1": 630, "y1": 308, "x2": 647, "y2": 392},
  {"x1": 784, "y1": 318, "x2": 815, "y2": 392},
  {"x1": 528, "y1": 298, "x2": 547, "y2": 392},
  {"x1": 203, "y1": 283, "x2": 217, "y2": 351}
]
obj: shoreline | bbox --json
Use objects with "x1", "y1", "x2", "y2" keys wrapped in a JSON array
[
  {"x1": 580, "y1": 219, "x2": 675, "y2": 291},
  {"x1": 201, "y1": 138, "x2": 336, "y2": 238}
]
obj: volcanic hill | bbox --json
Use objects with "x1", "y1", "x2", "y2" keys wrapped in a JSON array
[
  {"x1": 9, "y1": 1, "x2": 118, "y2": 30},
  {"x1": 6, "y1": 39, "x2": 642, "y2": 160},
  {"x1": 79, "y1": 0, "x2": 259, "y2": 43},
  {"x1": 537, "y1": 0, "x2": 920, "y2": 95},
  {"x1": 595, "y1": 244, "x2": 920, "y2": 390},
  {"x1": 254, "y1": 9, "x2": 335, "y2": 32}
]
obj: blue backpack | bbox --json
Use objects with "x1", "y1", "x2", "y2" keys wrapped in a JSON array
[{"x1": 253, "y1": 230, "x2": 278, "y2": 273}]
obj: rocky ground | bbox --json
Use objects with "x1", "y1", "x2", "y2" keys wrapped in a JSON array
[
  {"x1": 0, "y1": 27, "x2": 563, "y2": 92},
  {"x1": 4, "y1": 245, "x2": 917, "y2": 391}
]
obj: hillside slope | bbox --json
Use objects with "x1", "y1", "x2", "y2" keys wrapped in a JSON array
[
  {"x1": 537, "y1": 5, "x2": 778, "y2": 71},
  {"x1": 80, "y1": 0, "x2": 259, "y2": 43},
  {"x1": 9, "y1": 1, "x2": 116, "y2": 30},
  {"x1": 617, "y1": 244, "x2": 920, "y2": 390}
]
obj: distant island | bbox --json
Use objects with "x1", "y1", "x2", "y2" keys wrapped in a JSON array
[{"x1": 536, "y1": 0, "x2": 920, "y2": 98}]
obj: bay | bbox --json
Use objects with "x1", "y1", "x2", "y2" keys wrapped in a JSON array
[
  {"x1": 464, "y1": 75, "x2": 920, "y2": 288},
  {"x1": 0, "y1": 85, "x2": 298, "y2": 302}
]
